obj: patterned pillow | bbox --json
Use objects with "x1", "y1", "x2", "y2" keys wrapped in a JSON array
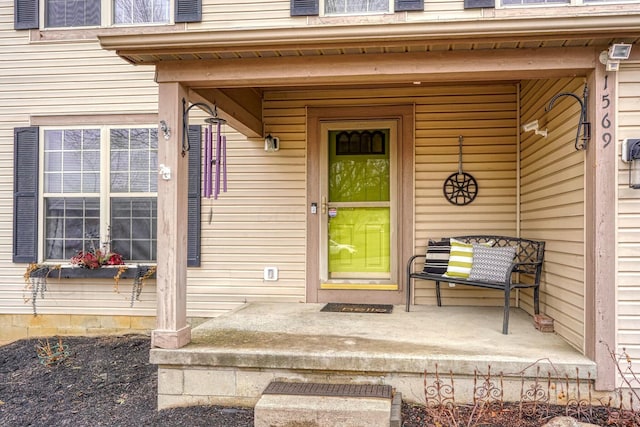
[
  {"x1": 468, "y1": 244, "x2": 517, "y2": 283},
  {"x1": 423, "y1": 239, "x2": 450, "y2": 274},
  {"x1": 443, "y1": 238, "x2": 474, "y2": 279}
]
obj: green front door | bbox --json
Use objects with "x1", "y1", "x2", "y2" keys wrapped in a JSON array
[{"x1": 321, "y1": 123, "x2": 396, "y2": 289}]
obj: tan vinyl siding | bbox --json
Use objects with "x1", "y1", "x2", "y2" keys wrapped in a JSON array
[
  {"x1": 520, "y1": 77, "x2": 586, "y2": 351},
  {"x1": 193, "y1": 0, "x2": 640, "y2": 31},
  {"x1": 618, "y1": 62, "x2": 640, "y2": 362},
  {"x1": 263, "y1": 84, "x2": 519, "y2": 307},
  {"x1": 0, "y1": 26, "x2": 159, "y2": 316}
]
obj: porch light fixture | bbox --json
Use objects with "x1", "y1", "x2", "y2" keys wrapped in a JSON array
[
  {"x1": 622, "y1": 138, "x2": 640, "y2": 189},
  {"x1": 521, "y1": 120, "x2": 547, "y2": 138},
  {"x1": 159, "y1": 120, "x2": 170, "y2": 140},
  {"x1": 264, "y1": 134, "x2": 280, "y2": 152},
  {"x1": 599, "y1": 43, "x2": 633, "y2": 72}
]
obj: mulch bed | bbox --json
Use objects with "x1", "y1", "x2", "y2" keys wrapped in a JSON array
[{"x1": 0, "y1": 335, "x2": 636, "y2": 426}]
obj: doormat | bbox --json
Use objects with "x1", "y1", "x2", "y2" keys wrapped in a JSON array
[
  {"x1": 320, "y1": 303, "x2": 393, "y2": 314},
  {"x1": 263, "y1": 381, "x2": 392, "y2": 398}
]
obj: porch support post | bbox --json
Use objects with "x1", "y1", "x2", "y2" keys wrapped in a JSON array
[
  {"x1": 151, "y1": 81, "x2": 191, "y2": 349},
  {"x1": 585, "y1": 57, "x2": 616, "y2": 390}
]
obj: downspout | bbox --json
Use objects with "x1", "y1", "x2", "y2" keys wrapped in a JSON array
[
  {"x1": 516, "y1": 83, "x2": 521, "y2": 238},
  {"x1": 516, "y1": 83, "x2": 522, "y2": 307}
]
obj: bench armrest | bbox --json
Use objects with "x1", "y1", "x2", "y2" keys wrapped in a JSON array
[{"x1": 406, "y1": 254, "x2": 426, "y2": 275}]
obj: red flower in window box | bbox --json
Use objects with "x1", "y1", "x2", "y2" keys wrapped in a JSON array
[{"x1": 70, "y1": 249, "x2": 125, "y2": 269}]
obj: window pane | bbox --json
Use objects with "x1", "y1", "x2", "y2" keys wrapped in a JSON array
[
  {"x1": 44, "y1": 129, "x2": 100, "y2": 195},
  {"x1": 326, "y1": 0, "x2": 388, "y2": 13},
  {"x1": 110, "y1": 197, "x2": 157, "y2": 261},
  {"x1": 110, "y1": 127, "x2": 157, "y2": 193},
  {"x1": 44, "y1": 197, "x2": 100, "y2": 260},
  {"x1": 503, "y1": 0, "x2": 567, "y2": 4},
  {"x1": 113, "y1": 0, "x2": 170, "y2": 24},
  {"x1": 45, "y1": 0, "x2": 101, "y2": 27}
]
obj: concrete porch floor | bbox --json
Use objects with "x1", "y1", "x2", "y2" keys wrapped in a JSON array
[{"x1": 151, "y1": 302, "x2": 600, "y2": 409}]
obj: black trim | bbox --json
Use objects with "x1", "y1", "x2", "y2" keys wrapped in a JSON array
[
  {"x1": 291, "y1": 0, "x2": 319, "y2": 16},
  {"x1": 187, "y1": 125, "x2": 202, "y2": 267},
  {"x1": 395, "y1": 0, "x2": 424, "y2": 12},
  {"x1": 464, "y1": 0, "x2": 495, "y2": 9},
  {"x1": 13, "y1": 127, "x2": 39, "y2": 263},
  {"x1": 15, "y1": 0, "x2": 39, "y2": 29},
  {"x1": 175, "y1": 0, "x2": 202, "y2": 23}
]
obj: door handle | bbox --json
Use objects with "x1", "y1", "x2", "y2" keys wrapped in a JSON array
[{"x1": 321, "y1": 196, "x2": 327, "y2": 214}]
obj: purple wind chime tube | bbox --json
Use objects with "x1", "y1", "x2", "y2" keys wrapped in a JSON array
[
  {"x1": 214, "y1": 120, "x2": 222, "y2": 199},
  {"x1": 202, "y1": 113, "x2": 228, "y2": 200},
  {"x1": 203, "y1": 124, "x2": 213, "y2": 198}
]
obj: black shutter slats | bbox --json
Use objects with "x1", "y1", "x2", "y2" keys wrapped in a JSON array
[
  {"x1": 395, "y1": 0, "x2": 424, "y2": 12},
  {"x1": 291, "y1": 0, "x2": 319, "y2": 16},
  {"x1": 187, "y1": 125, "x2": 201, "y2": 267},
  {"x1": 13, "y1": 127, "x2": 39, "y2": 263},
  {"x1": 175, "y1": 0, "x2": 202, "y2": 23},
  {"x1": 464, "y1": 0, "x2": 495, "y2": 8},
  {"x1": 15, "y1": 0, "x2": 39, "y2": 29}
]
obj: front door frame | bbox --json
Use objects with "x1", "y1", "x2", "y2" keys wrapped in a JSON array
[{"x1": 306, "y1": 105, "x2": 414, "y2": 304}]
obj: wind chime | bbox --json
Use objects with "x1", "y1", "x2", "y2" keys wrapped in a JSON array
[
  {"x1": 182, "y1": 99, "x2": 228, "y2": 200},
  {"x1": 203, "y1": 110, "x2": 227, "y2": 199}
]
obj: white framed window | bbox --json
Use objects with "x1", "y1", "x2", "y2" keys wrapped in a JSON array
[
  {"x1": 502, "y1": 0, "x2": 567, "y2": 5},
  {"x1": 323, "y1": 0, "x2": 393, "y2": 15},
  {"x1": 41, "y1": 126, "x2": 158, "y2": 262},
  {"x1": 113, "y1": 0, "x2": 170, "y2": 24},
  {"x1": 42, "y1": 0, "x2": 170, "y2": 28}
]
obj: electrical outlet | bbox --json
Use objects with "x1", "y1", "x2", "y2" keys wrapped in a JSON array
[{"x1": 264, "y1": 267, "x2": 278, "y2": 281}]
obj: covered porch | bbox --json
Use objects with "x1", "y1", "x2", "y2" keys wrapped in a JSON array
[
  {"x1": 151, "y1": 302, "x2": 601, "y2": 408},
  {"x1": 98, "y1": 17, "x2": 632, "y2": 396}
]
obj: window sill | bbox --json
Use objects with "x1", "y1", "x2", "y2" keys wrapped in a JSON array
[{"x1": 28, "y1": 264, "x2": 156, "y2": 280}]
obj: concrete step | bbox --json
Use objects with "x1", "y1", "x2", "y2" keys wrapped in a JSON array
[{"x1": 254, "y1": 382, "x2": 401, "y2": 427}]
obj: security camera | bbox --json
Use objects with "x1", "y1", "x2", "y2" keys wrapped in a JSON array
[{"x1": 522, "y1": 120, "x2": 540, "y2": 133}]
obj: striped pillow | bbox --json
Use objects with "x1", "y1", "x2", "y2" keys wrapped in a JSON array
[
  {"x1": 444, "y1": 238, "x2": 474, "y2": 279},
  {"x1": 423, "y1": 239, "x2": 450, "y2": 274}
]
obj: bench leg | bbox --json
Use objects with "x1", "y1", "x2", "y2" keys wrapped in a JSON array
[
  {"x1": 503, "y1": 288, "x2": 510, "y2": 334},
  {"x1": 436, "y1": 281, "x2": 442, "y2": 307},
  {"x1": 406, "y1": 276, "x2": 412, "y2": 312},
  {"x1": 533, "y1": 286, "x2": 540, "y2": 314}
]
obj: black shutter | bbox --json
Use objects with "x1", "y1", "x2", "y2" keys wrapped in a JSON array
[
  {"x1": 187, "y1": 125, "x2": 201, "y2": 267},
  {"x1": 15, "y1": 0, "x2": 39, "y2": 29},
  {"x1": 175, "y1": 0, "x2": 202, "y2": 23},
  {"x1": 464, "y1": 0, "x2": 495, "y2": 8},
  {"x1": 13, "y1": 127, "x2": 39, "y2": 263},
  {"x1": 395, "y1": 0, "x2": 424, "y2": 11},
  {"x1": 291, "y1": 0, "x2": 318, "y2": 16}
]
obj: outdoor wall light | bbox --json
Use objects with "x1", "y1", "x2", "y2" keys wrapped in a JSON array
[
  {"x1": 622, "y1": 138, "x2": 640, "y2": 189},
  {"x1": 264, "y1": 134, "x2": 280, "y2": 152},
  {"x1": 599, "y1": 43, "x2": 633, "y2": 72},
  {"x1": 522, "y1": 120, "x2": 547, "y2": 138},
  {"x1": 159, "y1": 120, "x2": 170, "y2": 140}
]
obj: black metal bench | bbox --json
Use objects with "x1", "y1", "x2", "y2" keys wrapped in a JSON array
[{"x1": 405, "y1": 235, "x2": 545, "y2": 334}]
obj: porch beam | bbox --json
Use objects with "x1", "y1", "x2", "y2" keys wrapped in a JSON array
[
  {"x1": 152, "y1": 81, "x2": 191, "y2": 349},
  {"x1": 190, "y1": 88, "x2": 263, "y2": 138},
  {"x1": 156, "y1": 47, "x2": 595, "y2": 88}
]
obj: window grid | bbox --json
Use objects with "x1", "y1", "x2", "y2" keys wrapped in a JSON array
[
  {"x1": 42, "y1": 126, "x2": 158, "y2": 263},
  {"x1": 44, "y1": 197, "x2": 100, "y2": 260},
  {"x1": 45, "y1": 0, "x2": 101, "y2": 28},
  {"x1": 113, "y1": 0, "x2": 170, "y2": 24},
  {"x1": 44, "y1": 129, "x2": 101, "y2": 194},
  {"x1": 324, "y1": 0, "x2": 391, "y2": 14}
]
